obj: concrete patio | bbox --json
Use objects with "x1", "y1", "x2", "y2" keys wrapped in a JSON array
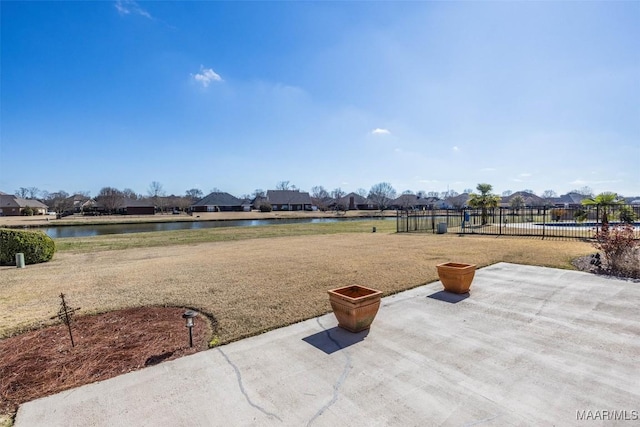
[{"x1": 15, "y1": 263, "x2": 640, "y2": 426}]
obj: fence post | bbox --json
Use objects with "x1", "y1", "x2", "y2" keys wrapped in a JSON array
[
  {"x1": 499, "y1": 208, "x2": 503, "y2": 236},
  {"x1": 542, "y1": 206, "x2": 546, "y2": 240}
]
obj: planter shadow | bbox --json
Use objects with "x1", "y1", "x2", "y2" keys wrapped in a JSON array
[
  {"x1": 302, "y1": 327, "x2": 369, "y2": 355},
  {"x1": 427, "y1": 290, "x2": 470, "y2": 304}
]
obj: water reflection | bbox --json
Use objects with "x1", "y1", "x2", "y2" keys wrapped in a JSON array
[{"x1": 44, "y1": 217, "x2": 386, "y2": 239}]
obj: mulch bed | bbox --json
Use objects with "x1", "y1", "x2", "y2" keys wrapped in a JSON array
[{"x1": 0, "y1": 307, "x2": 214, "y2": 415}]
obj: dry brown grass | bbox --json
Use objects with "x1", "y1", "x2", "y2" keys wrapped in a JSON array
[{"x1": 0, "y1": 230, "x2": 592, "y2": 343}]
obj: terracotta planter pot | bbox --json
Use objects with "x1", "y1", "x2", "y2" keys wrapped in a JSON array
[
  {"x1": 328, "y1": 285, "x2": 383, "y2": 332},
  {"x1": 436, "y1": 262, "x2": 477, "y2": 294}
]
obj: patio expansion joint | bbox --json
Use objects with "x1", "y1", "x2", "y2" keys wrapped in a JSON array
[{"x1": 217, "y1": 347, "x2": 283, "y2": 422}]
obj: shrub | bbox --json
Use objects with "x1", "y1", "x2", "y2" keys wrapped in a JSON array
[
  {"x1": 574, "y1": 209, "x2": 588, "y2": 223},
  {"x1": 591, "y1": 223, "x2": 639, "y2": 278},
  {"x1": 259, "y1": 202, "x2": 272, "y2": 212},
  {"x1": 0, "y1": 228, "x2": 56, "y2": 265},
  {"x1": 21, "y1": 206, "x2": 34, "y2": 216},
  {"x1": 619, "y1": 205, "x2": 637, "y2": 224},
  {"x1": 550, "y1": 208, "x2": 566, "y2": 222}
]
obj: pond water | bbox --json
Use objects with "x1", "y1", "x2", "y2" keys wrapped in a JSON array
[{"x1": 43, "y1": 217, "x2": 390, "y2": 239}]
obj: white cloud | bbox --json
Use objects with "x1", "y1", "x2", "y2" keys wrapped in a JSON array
[
  {"x1": 371, "y1": 128, "x2": 391, "y2": 135},
  {"x1": 115, "y1": 0, "x2": 152, "y2": 19},
  {"x1": 480, "y1": 167, "x2": 496, "y2": 172},
  {"x1": 452, "y1": 146, "x2": 459, "y2": 152},
  {"x1": 519, "y1": 173, "x2": 532, "y2": 177},
  {"x1": 193, "y1": 66, "x2": 223, "y2": 87}
]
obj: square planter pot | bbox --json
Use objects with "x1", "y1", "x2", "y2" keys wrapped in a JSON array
[
  {"x1": 436, "y1": 262, "x2": 477, "y2": 294},
  {"x1": 328, "y1": 285, "x2": 383, "y2": 332}
]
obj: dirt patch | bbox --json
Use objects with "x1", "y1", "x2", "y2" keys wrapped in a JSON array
[{"x1": 0, "y1": 306, "x2": 214, "y2": 416}]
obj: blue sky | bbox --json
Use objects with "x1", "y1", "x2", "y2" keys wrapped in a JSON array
[{"x1": 2, "y1": 1, "x2": 639, "y2": 198}]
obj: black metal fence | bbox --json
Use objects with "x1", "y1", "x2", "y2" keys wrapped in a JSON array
[{"x1": 396, "y1": 205, "x2": 640, "y2": 240}]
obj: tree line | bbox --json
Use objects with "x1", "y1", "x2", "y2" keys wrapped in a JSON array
[{"x1": 14, "y1": 181, "x2": 601, "y2": 214}]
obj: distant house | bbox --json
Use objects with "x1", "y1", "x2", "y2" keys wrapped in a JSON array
[
  {"x1": 0, "y1": 193, "x2": 48, "y2": 216},
  {"x1": 442, "y1": 194, "x2": 470, "y2": 209},
  {"x1": 391, "y1": 194, "x2": 435, "y2": 210},
  {"x1": 120, "y1": 198, "x2": 155, "y2": 215},
  {"x1": 551, "y1": 192, "x2": 588, "y2": 208},
  {"x1": 69, "y1": 194, "x2": 94, "y2": 213},
  {"x1": 500, "y1": 191, "x2": 546, "y2": 208},
  {"x1": 91, "y1": 197, "x2": 155, "y2": 215},
  {"x1": 336, "y1": 193, "x2": 377, "y2": 210},
  {"x1": 311, "y1": 196, "x2": 335, "y2": 211},
  {"x1": 266, "y1": 190, "x2": 312, "y2": 211},
  {"x1": 192, "y1": 192, "x2": 244, "y2": 212}
]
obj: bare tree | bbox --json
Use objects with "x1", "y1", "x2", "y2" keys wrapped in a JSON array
[
  {"x1": 27, "y1": 187, "x2": 40, "y2": 199},
  {"x1": 522, "y1": 189, "x2": 536, "y2": 195},
  {"x1": 331, "y1": 188, "x2": 346, "y2": 199},
  {"x1": 44, "y1": 191, "x2": 72, "y2": 213},
  {"x1": 402, "y1": 190, "x2": 414, "y2": 195},
  {"x1": 311, "y1": 186, "x2": 329, "y2": 199},
  {"x1": 15, "y1": 188, "x2": 29, "y2": 198},
  {"x1": 541, "y1": 190, "x2": 557, "y2": 206},
  {"x1": 368, "y1": 182, "x2": 397, "y2": 211},
  {"x1": 502, "y1": 190, "x2": 513, "y2": 197},
  {"x1": 463, "y1": 188, "x2": 474, "y2": 194},
  {"x1": 439, "y1": 189, "x2": 458, "y2": 199},
  {"x1": 276, "y1": 181, "x2": 292, "y2": 190},
  {"x1": 426, "y1": 191, "x2": 439, "y2": 198},
  {"x1": 252, "y1": 189, "x2": 265, "y2": 199},
  {"x1": 148, "y1": 181, "x2": 165, "y2": 198},
  {"x1": 571, "y1": 186, "x2": 594, "y2": 197},
  {"x1": 174, "y1": 196, "x2": 192, "y2": 212},
  {"x1": 96, "y1": 187, "x2": 124, "y2": 214},
  {"x1": 185, "y1": 188, "x2": 203, "y2": 201},
  {"x1": 122, "y1": 188, "x2": 138, "y2": 200},
  {"x1": 148, "y1": 181, "x2": 166, "y2": 213}
]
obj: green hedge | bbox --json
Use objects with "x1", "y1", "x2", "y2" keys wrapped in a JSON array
[{"x1": 0, "y1": 228, "x2": 56, "y2": 265}]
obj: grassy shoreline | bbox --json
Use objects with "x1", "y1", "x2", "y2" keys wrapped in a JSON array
[{"x1": 53, "y1": 219, "x2": 396, "y2": 252}]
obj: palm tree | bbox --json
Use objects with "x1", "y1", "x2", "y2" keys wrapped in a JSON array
[
  {"x1": 468, "y1": 183, "x2": 501, "y2": 225},
  {"x1": 581, "y1": 192, "x2": 624, "y2": 225}
]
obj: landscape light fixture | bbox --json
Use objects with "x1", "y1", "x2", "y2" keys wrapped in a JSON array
[{"x1": 182, "y1": 310, "x2": 197, "y2": 347}]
